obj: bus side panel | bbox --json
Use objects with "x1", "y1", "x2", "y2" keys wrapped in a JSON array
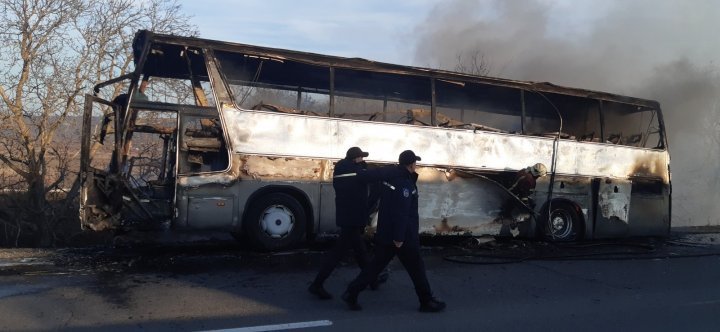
[
  {"x1": 174, "y1": 151, "x2": 326, "y2": 230},
  {"x1": 232, "y1": 154, "x2": 327, "y2": 235},
  {"x1": 318, "y1": 182, "x2": 337, "y2": 236},
  {"x1": 216, "y1": 107, "x2": 672, "y2": 239},
  {"x1": 174, "y1": 181, "x2": 238, "y2": 229},
  {"x1": 187, "y1": 195, "x2": 235, "y2": 229},
  {"x1": 175, "y1": 175, "x2": 324, "y2": 234},
  {"x1": 627, "y1": 180, "x2": 670, "y2": 236},
  {"x1": 222, "y1": 108, "x2": 670, "y2": 184},
  {"x1": 593, "y1": 179, "x2": 632, "y2": 238},
  {"x1": 416, "y1": 167, "x2": 527, "y2": 236}
]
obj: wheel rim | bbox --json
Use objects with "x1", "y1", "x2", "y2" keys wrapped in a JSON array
[
  {"x1": 259, "y1": 204, "x2": 295, "y2": 239},
  {"x1": 549, "y1": 208, "x2": 573, "y2": 239}
]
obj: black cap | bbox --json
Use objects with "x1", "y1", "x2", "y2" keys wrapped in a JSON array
[
  {"x1": 345, "y1": 147, "x2": 369, "y2": 159},
  {"x1": 399, "y1": 150, "x2": 421, "y2": 165}
]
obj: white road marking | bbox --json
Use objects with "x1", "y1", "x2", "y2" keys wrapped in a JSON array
[
  {"x1": 682, "y1": 300, "x2": 720, "y2": 306},
  {"x1": 0, "y1": 258, "x2": 53, "y2": 267},
  {"x1": 198, "y1": 320, "x2": 333, "y2": 332}
]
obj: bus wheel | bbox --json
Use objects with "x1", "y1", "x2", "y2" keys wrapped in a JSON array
[
  {"x1": 244, "y1": 193, "x2": 306, "y2": 251},
  {"x1": 541, "y1": 202, "x2": 582, "y2": 242}
]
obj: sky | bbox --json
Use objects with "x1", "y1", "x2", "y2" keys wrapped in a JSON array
[
  {"x1": 179, "y1": 1, "x2": 628, "y2": 67},
  {"x1": 181, "y1": 0, "x2": 720, "y2": 227},
  {"x1": 180, "y1": 0, "x2": 438, "y2": 64},
  {"x1": 181, "y1": 0, "x2": 719, "y2": 93}
]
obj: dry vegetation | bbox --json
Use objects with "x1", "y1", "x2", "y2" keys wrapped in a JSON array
[{"x1": 0, "y1": 0, "x2": 196, "y2": 247}]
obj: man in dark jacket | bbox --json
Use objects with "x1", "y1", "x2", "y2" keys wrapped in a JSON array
[
  {"x1": 308, "y1": 147, "x2": 387, "y2": 299},
  {"x1": 341, "y1": 150, "x2": 446, "y2": 312}
]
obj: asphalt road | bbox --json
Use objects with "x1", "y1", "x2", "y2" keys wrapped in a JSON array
[{"x1": 1, "y1": 233, "x2": 719, "y2": 332}]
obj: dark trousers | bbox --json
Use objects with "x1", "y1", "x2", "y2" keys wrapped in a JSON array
[
  {"x1": 312, "y1": 226, "x2": 371, "y2": 285},
  {"x1": 347, "y1": 242, "x2": 433, "y2": 303}
]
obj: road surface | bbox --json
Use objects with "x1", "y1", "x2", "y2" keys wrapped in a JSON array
[{"x1": 1, "y1": 231, "x2": 719, "y2": 331}]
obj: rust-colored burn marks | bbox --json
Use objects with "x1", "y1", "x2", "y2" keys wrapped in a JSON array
[
  {"x1": 425, "y1": 217, "x2": 503, "y2": 236},
  {"x1": 177, "y1": 155, "x2": 243, "y2": 187},
  {"x1": 442, "y1": 168, "x2": 486, "y2": 182},
  {"x1": 432, "y1": 217, "x2": 469, "y2": 234},
  {"x1": 239, "y1": 154, "x2": 328, "y2": 181}
]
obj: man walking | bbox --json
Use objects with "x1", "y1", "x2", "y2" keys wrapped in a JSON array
[
  {"x1": 342, "y1": 150, "x2": 445, "y2": 312},
  {"x1": 308, "y1": 147, "x2": 387, "y2": 299}
]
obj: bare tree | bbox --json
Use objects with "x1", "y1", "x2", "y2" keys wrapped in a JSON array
[
  {"x1": 454, "y1": 48, "x2": 491, "y2": 77},
  {"x1": 0, "y1": 0, "x2": 196, "y2": 246}
]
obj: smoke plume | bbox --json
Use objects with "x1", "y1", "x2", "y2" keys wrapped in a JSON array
[{"x1": 413, "y1": 0, "x2": 720, "y2": 226}]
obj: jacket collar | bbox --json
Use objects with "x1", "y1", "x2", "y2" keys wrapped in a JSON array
[{"x1": 397, "y1": 165, "x2": 418, "y2": 182}]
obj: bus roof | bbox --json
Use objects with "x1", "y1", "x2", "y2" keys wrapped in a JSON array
[{"x1": 132, "y1": 30, "x2": 661, "y2": 110}]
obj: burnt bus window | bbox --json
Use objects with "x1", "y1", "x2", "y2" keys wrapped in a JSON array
[
  {"x1": 334, "y1": 68, "x2": 431, "y2": 124},
  {"x1": 524, "y1": 93, "x2": 601, "y2": 142},
  {"x1": 334, "y1": 96, "x2": 384, "y2": 121},
  {"x1": 603, "y1": 102, "x2": 663, "y2": 149},
  {"x1": 127, "y1": 132, "x2": 166, "y2": 186},
  {"x1": 137, "y1": 78, "x2": 213, "y2": 105},
  {"x1": 215, "y1": 50, "x2": 330, "y2": 114},
  {"x1": 435, "y1": 80, "x2": 522, "y2": 133},
  {"x1": 524, "y1": 92, "x2": 561, "y2": 138},
  {"x1": 381, "y1": 101, "x2": 434, "y2": 125},
  {"x1": 89, "y1": 102, "x2": 116, "y2": 170},
  {"x1": 178, "y1": 115, "x2": 229, "y2": 174},
  {"x1": 126, "y1": 110, "x2": 178, "y2": 187}
]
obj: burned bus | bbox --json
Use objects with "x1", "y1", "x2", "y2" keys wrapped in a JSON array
[{"x1": 80, "y1": 30, "x2": 671, "y2": 250}]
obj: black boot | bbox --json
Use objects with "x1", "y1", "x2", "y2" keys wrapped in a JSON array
[
  {"x1": 308, "y1": 283, "x2": 332, "y2": 300},
  {"x1": 369, "y1": 270, "x2": 389, "y2": 290},
  {"x1": 419, "y1": 297, "x2": 446, "y2": 312},
  {"x1": 341, "y1": 290, "x2": 362, "y2": 311}
]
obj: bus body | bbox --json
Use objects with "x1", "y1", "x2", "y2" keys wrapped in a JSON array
[{"x1": 80, "y1": 30, "x2": 671, "y2": 250}]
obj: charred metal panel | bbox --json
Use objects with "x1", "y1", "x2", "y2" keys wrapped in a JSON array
[
  {"x1": 593, "y1": 178, "x2": 633, "y2": 239},
  {"x1": 231, "y1": 155, "x2": 516, "y2": 236},
  {"x1": 228, "y1": 155, "x2": 523, "y2": 236},
  {"x1": 176, "y1": 154, "x2": 242, "y2": 187},
  {"x1": 627, "y1": 187, "x2": 670, "y2": 236},
  {"x1": 415, "y1": 168, "x2": 510, "y2": 236},
  {"x1": 542, "y1": 177, "x2": 592, "y2": 195},
  {"x1": 221, "y1": 106, "x2": 670, "y2": 184},
  {"x1": 631, "y1": 178, "x2": 664, "y2": 195},
  {"x1": 318, "y1": 167, "x2": 519, "y2": 237},
  {"x1": 80, "y1": 171, "x2": 119, "y2": 231},
  {"x1": 175, "y1": 154, "x2": 242, "y2": 229},
  {"x1": 176, "y1": 154, "x2": 332, "y2": 188},
  {"x1": 599, "y1": 179, "x2": 632, "y2": 223}
]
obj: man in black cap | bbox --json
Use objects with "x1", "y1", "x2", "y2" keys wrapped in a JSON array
[
  {"x1": 341, "y1": 150, "x2": 446, "y2": 312},
  {"x1": 308, "y1": 147, "x2": 388, "y2": 299}
]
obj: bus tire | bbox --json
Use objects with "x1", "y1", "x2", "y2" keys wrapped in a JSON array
[
  {"x1": 541, "y1": 202, "x2": 582, "y2": 242},
  {"x1": 244, "y1": 192, "x2": 306, "y2": 251}
]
